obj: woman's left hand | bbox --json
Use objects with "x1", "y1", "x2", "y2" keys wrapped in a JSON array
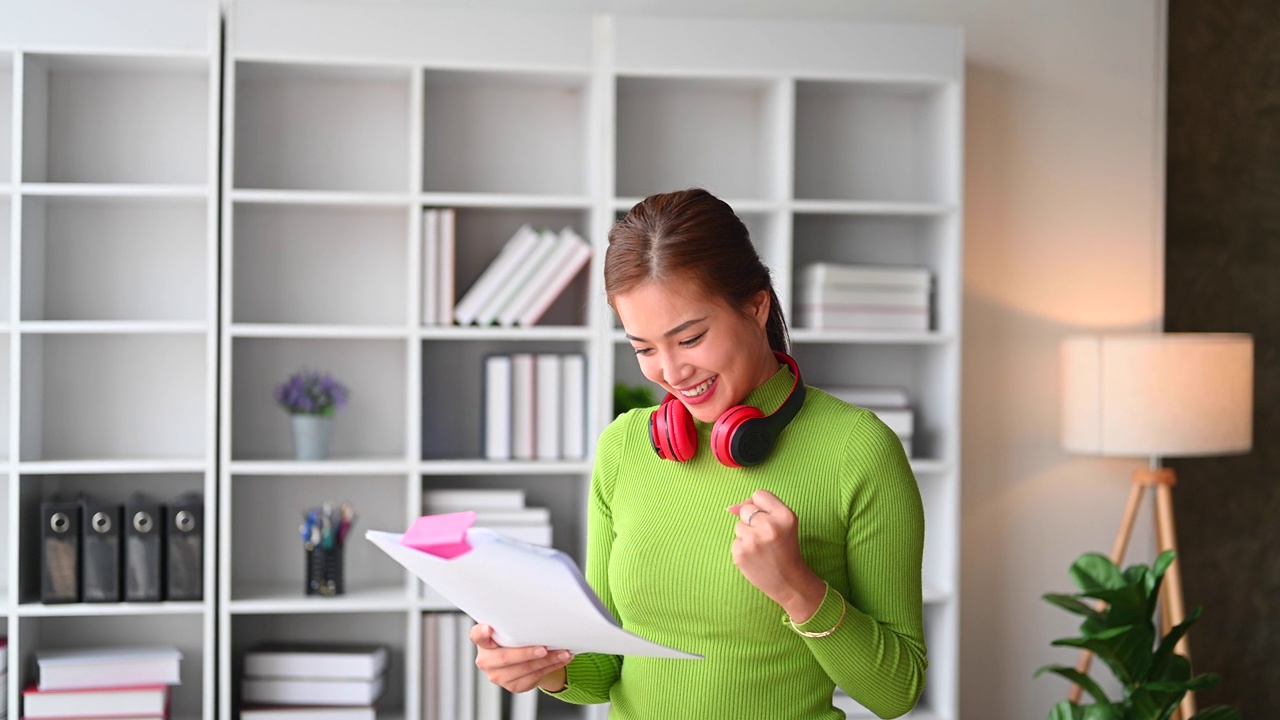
[{"x1": 729, "y1": 489, "x2": 829, "y2": 623}]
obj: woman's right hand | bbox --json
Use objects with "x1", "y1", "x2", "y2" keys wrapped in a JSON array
[{"x1": 471, "y1": 623, "x2": 574, "y2": 693}]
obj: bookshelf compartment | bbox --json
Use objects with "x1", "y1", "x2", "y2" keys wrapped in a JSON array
[
  {"x1": 231, "y1": 338, "x2": 408, "y2": 461},
  {"x1": 448, "y1": 207, "x2": 593, "y2": 328},
  {"x1": 17, "y1": 614, "x2": 205, "y2": 718},
  {"x1": 0, "y1": 199, "x2": 10, "y2": 319},
  {"x1": 21, "y1": 54, "x2": 210, "y2": 186},
  {"x1": 422, "y1": 70, "x2": 590, "y2": 196},
  {"x1": 615, "y1": 76, "x2": 787, "y2": 201},
  {"x1": 233, "y1": 62, "x2": 412, "y2": 193},
  {"x1": 420, "y1": 473, "x2": 588, "y2": 568},
  {"x1": 794, "y1": 81, "x2": 953, "y2": 204},
  {"x1": 20, "y1": 196, "x2": 208, "y2": 322},
  {"x1": 229, "y1": 474, "x2": 408, "y2": 602},
  {"x1": 231, "y1": 612, "x2": 407, "y2": 717},
  {"x1": 918, "y1": 474, "x2": 957, "y2": 604},
  {"x1": 791, "y1": 213, "x2": 958, "y2": 334},
  {"x1": 791, "y1": 344, "x2": 957, "y2": 463},
  {"x1": 18, "y1": 334, "x2": 208, "y2": 462},
  {"x1": 232, "y1": 203, "x2": 409, "y2": 326},
  {"x1": 1, "y1": 54, "x2": 12, "y2": 184},
  {"x1": 15, "y1": 472, "x2": 204, "y2": 605},
  {"x1": 0, "y1": 475, "x2": 9, "y2": 603},
  {"x1": 420, "y1": 339, "x2": 590, "y2": 461}
]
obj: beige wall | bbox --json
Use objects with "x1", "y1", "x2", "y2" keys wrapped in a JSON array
[{"x1": 358, "y1": 0, "x2": 1169, "y2": 715}]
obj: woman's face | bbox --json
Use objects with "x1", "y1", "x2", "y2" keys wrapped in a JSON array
[{"x1": 614, "y1": 279, "x2": 777, "y2": 424}]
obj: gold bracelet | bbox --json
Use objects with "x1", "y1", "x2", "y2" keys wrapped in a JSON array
[{"x1": 785, "y1": 585, "x2": 847, "y2": 638}]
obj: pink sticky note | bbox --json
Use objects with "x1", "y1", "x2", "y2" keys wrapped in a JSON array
[{"x1": 400, "y1": 511, "x2": 476, "y2": 559}]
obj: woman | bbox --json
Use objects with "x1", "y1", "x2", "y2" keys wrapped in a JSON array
[{"x1": 473, "y1": 188, "x2": 927, "y2": 719}]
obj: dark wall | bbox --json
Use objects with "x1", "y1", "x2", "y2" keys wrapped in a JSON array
[{"x1": 1165, "y1": 1, "x2": 1280, "y2": 715}]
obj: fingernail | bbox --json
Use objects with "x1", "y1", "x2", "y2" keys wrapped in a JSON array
[
  {"x1": 534, "y1": 647, "x2": 547, "y2": 657},
  {"x1": 727, "y1": 504, "x2": 742, "y2": 514},
  {"x1": 560, "y1": 651, "x2": 573, "y2": 661}
]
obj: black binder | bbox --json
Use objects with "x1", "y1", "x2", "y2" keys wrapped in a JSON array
[
  {"x1": 80, "y1": 496, "x2": 122, "y2": 603},
  {"x1": 40, "y1": 499, "x2": 81, "y2": 603},
  {"x1": 165, "y1": 492, "x2": 203, "y2": 601},
  {"x1": 124, "y1": 493, "x2": 164, "y2": 601}
]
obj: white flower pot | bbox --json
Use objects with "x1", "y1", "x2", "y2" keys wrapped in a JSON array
[{"x1": 290, "y1": 414, "x2": 333, "y2": 460}]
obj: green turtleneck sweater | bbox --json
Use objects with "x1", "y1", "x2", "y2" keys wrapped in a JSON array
[{"x1": 548, "y1": 366, "x2": 927, "y2": 719}]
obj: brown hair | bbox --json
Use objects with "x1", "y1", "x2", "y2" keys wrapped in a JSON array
[{"x1": 604, "y1": 188, "x2": 789, "y2": 353}]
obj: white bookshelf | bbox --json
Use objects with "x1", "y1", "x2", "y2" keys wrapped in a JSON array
[{"x1": 0, "y1": 2, "x2": 221, "y2": 720}]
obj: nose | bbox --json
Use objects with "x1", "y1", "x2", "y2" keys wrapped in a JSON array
[{"x1": 661, "y1": 353, "x2": 690, "y2": 388}]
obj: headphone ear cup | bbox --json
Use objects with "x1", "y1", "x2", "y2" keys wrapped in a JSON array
[
  {"x1": 651, "y1": 397, "x2": 697, "y2": 462},
  {"x1": 711, "y1": 405, "x2": 765, "y2": 468}
]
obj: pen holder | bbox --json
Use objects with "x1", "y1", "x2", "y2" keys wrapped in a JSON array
[{"x1": 305, "y1": 544, "x2": 345, "y2": 597}]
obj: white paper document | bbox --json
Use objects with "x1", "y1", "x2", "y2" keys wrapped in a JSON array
[{"x1": 366, "y1": 529, "x2": 700, "y2": 660}]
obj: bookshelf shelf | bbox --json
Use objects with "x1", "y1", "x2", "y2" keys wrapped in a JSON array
[
  {"x1": 420, "y1": 192, "x2": 593, "y2": 210},
  {"x1": 15, "y1": 600, "x2": 208, "y2": 618},
  {"x1": 230, "y1": 324, "x2": 411, "y2": 340},
  {"x1": 790, "y1": 199, "x2": 957, "y2": 216},
  {"x1": 18, "y1": 459, "x2": 209, "y2": 474},
  {"x1": 20, "y1": 182, "x2": 209, "y2": 198},
  {"x1": 19, "y1": 321, "x2": 208, "y2": 334},
  {"x1": 228, "y1": 585, "x2": 412, "y2": 614},
  {"x1": 417, "y1": 459, "x2": 593, "y2": 476},
  {"x1": 231, "y1": 188, "x2": 414, "y2": 207},
  {"x1": 419, "y1": 326, "x2": 592, "y2": 342},
  {"x1": 228, "y1": 460, "x2": 412, "y2": 476}
]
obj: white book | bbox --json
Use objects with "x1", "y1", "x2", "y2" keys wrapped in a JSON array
[
  {"x1": 510, "y1": 689, "x2": 540, "y2": 720},
  {"x1": 510, "y1": 353, "x2": 537, "y2": 461},
  {"x1": 823, "y1": 386, "x2": 910, "y2": 408},
  {"x1": 475, "y1": 656, "x2": 502, "y2": 720},
  {"x1": 240, "y1": 706, "x2": 375, "y2": 720},
  {"x1": 560, "y1": 354, "x2": 586, "y2": 460},
  {"x1": 435, "y1": 614, "x2": 458, "y2": 720},
  {"x1": 456, "y1": 615, "x2": 477, "y2": 720},
  {"x1": 798, "y1": 306, "x2": 929, "y2": 331},
  {"x1": 483, "y1": 355, "x2": 512, "y2": 460},
  {"x1": 424, "y1": 488, "x2": 527, "y2": 513},
  {"x1": 476, "y1": 229, "x2": 558, "y2": 327},
  {"x1": 241, "y1": 676, "x2": 384, "y2": 706},
  {"x1": 422, "y1": 613, "x2": 440, "y2": 720},
  {"x1": 36, "y1": 645, "x2": 182, "y2": 691},
  {"x1": 867, "y1": 407, "x2": 914, "y2": 437},
  {"x1": 420, "y1": 209, "x2": 439, "y2": 326},
  {"x1": 243, "y1": 643, "x2": 388, "y2": 681},
  {"x1": 515, "y1": 227, "x2": 593, "y2": 328},
  {"x1": 535, "y1": 354, "x2": 562, "y2": 460},
  {"x1": 436, "y1": 208, "x2": 456, "y2": 325},
  {"x1": 454, "y1": 224, "x2": 539, "y2": 326},
  {"x1": 800, "y1": 286, "x2": 930, "y2": 308},
  {"x1": 22, "y1": 685, "x2": 168, "y2": 719},
  {"x1": 473, "y1": 507, "x2": 550, "y2": 526},
  {"x1": 803, "y1": 262, "x2": 932, "y2": 291}
]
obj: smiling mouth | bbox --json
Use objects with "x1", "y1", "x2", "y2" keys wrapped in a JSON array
[{"x1": 679, "y1": 376, "x2": 717, "y2": 398}]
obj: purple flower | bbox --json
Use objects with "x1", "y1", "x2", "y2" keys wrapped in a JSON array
[{"x1": 274, "y1": 369, "x2": 350, "y2": 416}]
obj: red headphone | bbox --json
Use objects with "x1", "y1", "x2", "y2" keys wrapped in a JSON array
[{"x1": 648, "y1": 351, "x2": 806, "y2": 468}]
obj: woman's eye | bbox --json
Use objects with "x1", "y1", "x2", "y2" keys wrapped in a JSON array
[
  {"x1": 679, "y1": 333, "x2": 705, "y2": 348},
  {"x1": 633, "y1": 347, "x2": 653, "y2": 357}
]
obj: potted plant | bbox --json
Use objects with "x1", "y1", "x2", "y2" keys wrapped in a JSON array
[
  {"x1": 1036, "y1": 549, "x2": 1241, "y2": 720},
  {"x1": 274, "y1": 369, "x2": 349, "y2": 460}
]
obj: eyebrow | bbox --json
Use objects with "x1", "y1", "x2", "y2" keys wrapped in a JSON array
[{"x1": 624, "y1": 317, "x2": 707, "y2": 343}]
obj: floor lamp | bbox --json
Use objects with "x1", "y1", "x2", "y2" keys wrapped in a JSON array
[{"x1": 1060, "y1": 333, "x2": 1253, "y2": 720}]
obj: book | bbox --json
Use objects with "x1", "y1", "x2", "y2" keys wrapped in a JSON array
[
  {"x1": 423, "y1": 489, "x2": 527, "y2": 513},
  {"x1": 797, "y1": 305, "x2": 929, "y2": 331},
  {"x1": 471, "y1": 507, "x2": 551, "y2": 526},
  {"x1": 241, "y1": 675, "x2": 385, "y2": 706},
  {"x1": 422, "y1": 613, "x2": 440, "y2": 720},
  {"x1": 453, "y1": 225, "x2": 539, "y2": 326},
  {"x1": 510, "y1": 353, "x2": 536, "y2": 461},
  {"x1": 455, "y1": 615, "x2": 476, "y2": 720},
  {"x1": 22, "y1": 684, "x2": 168, "y2": 719},
  {"x1": 483, "y1": 355, "x2": 512, "y2": 460},
  {"x1": 823, "y1": 386, "x2": 910, "y2": 408},
  {"x1": 420, "y1": 208, "x2": 439, "y2": 326},
  {"x1": 534, "y1": 354, "x2": 562, "y2": 460},
  {"x1": 434, "y1": 614, "x2": 458, "y2": 720},
  {"x1": 868, "y1": 407, "x2": 914, "y2": 438},
  {"x1": 0, "y1": 637, "x2": 7, "y2": 673},
  {"x1": 436, "y1": 208, "x2": 456, "y2": 325},
  {"x1": 560, "y1": 354, "x2": 586, "y2": 460},
  {"x1": 476, "y1": 229, "x2": 558, "y2": 327},
  {"x1": 802, "y1": 262, "x2": 932, "y2": 291},
  {"x1": 510, "y1": 689, "x2": 539, "y2": 720},
  {"x1": 243, "y1": 643, "x2": 389, "y2": 681},
  {"x1": 240, "y1": 706, "x2": 376, "y2": 720},
  {"x1": 36, "y1": 645, "x2": 182, "y2": 691},
  {"x1": 514, "y1": 227, "x2": 592, "y2": 328}
]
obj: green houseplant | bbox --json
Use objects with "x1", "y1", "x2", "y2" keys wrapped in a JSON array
[{"x1": 1036, "y1": 550, "x2": 1242, "y2": 720}]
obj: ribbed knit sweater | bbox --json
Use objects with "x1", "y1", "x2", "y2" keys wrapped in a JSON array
[{"x1": 548, "y1": 366, "x2": 928, "y2": 719}]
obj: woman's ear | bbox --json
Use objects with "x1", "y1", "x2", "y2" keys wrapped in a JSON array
[{"x1": 750, "y1": 290, "x2": 771, "y2": 328}]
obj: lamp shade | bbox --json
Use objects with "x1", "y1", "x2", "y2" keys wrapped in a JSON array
[{"x1": 1061, "y1": 333, "x2": 1253, "y2": 457}]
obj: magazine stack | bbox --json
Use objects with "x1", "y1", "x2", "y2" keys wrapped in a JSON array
[
  {"x1": 22, "y1": 645, "x2": 181, "y2": 720},
  {"x1": 798, "y1": 263, "x2": 932, "y2": 332},
  {"x1": 239, "y1": 643, "x2": 389, "y2": 720}
]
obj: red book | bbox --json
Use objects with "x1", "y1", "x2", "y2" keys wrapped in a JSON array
[{"x1": 22, "y1": 683, "x2": 168, "y2": 719}]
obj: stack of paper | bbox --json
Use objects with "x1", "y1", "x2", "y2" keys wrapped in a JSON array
[
  {"x1": 23, "y1": 645, "x2": 181, "y2": 720},
  {"x1": 239, "y1": 643, "x2": 388, "y2": 720},
  {"x1": 824, "y1": 385, "x2": 915, "y2": 457},
  {"x1": 798, "y1": 263, "x2": 932, "y2": 332}
]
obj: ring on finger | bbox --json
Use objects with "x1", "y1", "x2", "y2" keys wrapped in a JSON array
[{"x1": 744, "y1": 508, "x2": 765, "y2": 525}]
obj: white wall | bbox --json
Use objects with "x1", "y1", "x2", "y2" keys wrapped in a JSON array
[{"x1": 248, "y1": 1, "x2": 1169, "y2": 716}]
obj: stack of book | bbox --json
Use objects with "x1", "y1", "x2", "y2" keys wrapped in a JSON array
[
  {"x1": 453, "y1": 224, "x2": 592, "y2": 328},
  {"x1": 824, "y1": 385, "x2": 915, "y2": 457},
  {"x1": 240, "y1": 643, "x2": 389, "y2": 720},
  {"x1": 22, "y1": 645, "x2": 181, "y2": 720},
  {"x1": 420, "y1": 208, "x2": 458, "y2": 326},
  {"x1": 798, "y1": 262, "x2": 933, "y2": 331},
  {"x1": 422, "y1": 488, "x2": 553, "y2": 548},
  {"x1": 484, "y1": 353, "x2": 586, "y2": 461},
  {"x1": 422, "y1": 613, "x2": 538, "y2": 720},
  {"x1": 1, "y1": 637, "x2": 7, "y2": 719}
]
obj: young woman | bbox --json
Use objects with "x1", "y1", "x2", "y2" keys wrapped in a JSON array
[{"x1": 473, "y1": 188, "x2": 927, "y2": 719}]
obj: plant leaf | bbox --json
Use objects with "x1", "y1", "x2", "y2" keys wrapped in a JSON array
[
  {"x1": 1043, "y1": 593, "x2": 1105, "y2": 621},
  {"x1": 1190, "y1": 706, "x2": 1244, "y2": 720},
  {"x1": 1033, "y1": 665, "x2": 1111, "y2": 704},
  {"x1": 1081, "y1": 703, "x2": 1125, "y2": 720},
  {"x1": 1070, "y1": 553, "x2": 1126, "y2": 593},
  {"x1": 1153, "y1": 605, "x2": 1202, "y2": 672},
  {"x1": 1048, "y1": 700, "x2": 1084, "y2": 720}
]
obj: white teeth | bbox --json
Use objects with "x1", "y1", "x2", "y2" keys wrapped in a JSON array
[{"x1": 679, "y1": 376, "x2": 715, "y2": 398}]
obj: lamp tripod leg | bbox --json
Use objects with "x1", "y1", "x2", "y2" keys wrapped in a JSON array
[
  {"x1": 1154, "y1": 477, "x2": 1196, "y2": 720},
  {"x1": 1067, "y1": 476, "x2": 1146, "y2": 704}
]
